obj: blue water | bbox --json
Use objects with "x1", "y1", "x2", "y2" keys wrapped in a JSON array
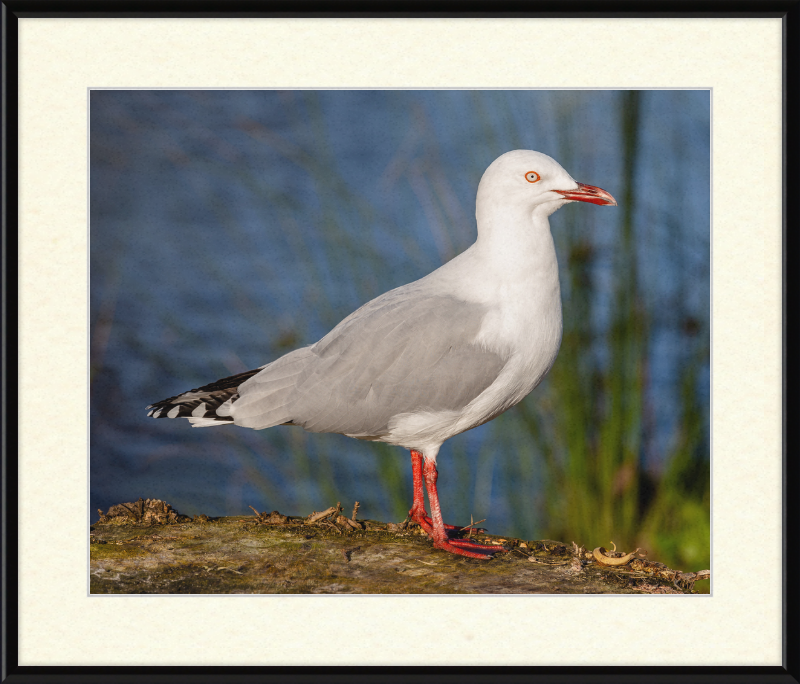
[{"x1": 90, "y1": 90, "x2": 710, "y2": 537}]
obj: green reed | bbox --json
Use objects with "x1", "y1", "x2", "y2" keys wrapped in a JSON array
[{"x1": 512, "y1": 91, "x2": 709, "y2": 572}]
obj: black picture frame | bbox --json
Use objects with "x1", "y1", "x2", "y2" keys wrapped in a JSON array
[{"x1": 2, "y1": 2, "x2": 796, "y2": 682}]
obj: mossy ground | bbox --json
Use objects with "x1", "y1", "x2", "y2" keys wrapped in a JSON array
[{"x1": 90, "y1": 515, "x2": 704, "y2": 594}]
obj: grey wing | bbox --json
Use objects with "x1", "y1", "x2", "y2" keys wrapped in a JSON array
[{"x1": 232, "y1": 290, "x2": 508, "y2": 437}]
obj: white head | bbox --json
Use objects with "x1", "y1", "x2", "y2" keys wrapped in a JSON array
[{"x1": 477, "y1": 150, "x2": 616, "y2": 220}]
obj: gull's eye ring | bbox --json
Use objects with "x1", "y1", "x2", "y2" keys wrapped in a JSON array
[{"x1": 525, "y1": 171, "x2": 541, "y2": 183}]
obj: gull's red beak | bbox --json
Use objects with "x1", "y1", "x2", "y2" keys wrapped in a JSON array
[{"x1": 555, "y1": 182, "x2": 617, "y2": 206}]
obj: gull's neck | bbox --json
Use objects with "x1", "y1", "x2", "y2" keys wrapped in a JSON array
[
  {"x1": 474, "y1": 203, "x2": 559, "y2": 283},
  {"x1": 420, "y1": 202, "x2": 563, "y2": 316},
  {"x1": 464, "y1": 200, "x2": 564, "y2": 369}
]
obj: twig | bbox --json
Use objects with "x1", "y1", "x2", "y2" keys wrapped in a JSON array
[
  {"x1": 320, "y1": 520, "x2": 342, "y2": 535},
  {"x1": 343, "y1": 517, "x2": 362, "y2": 531},
  {"x1": 352, "y1": 501, "x2": 360, "y2": 521},
  {"x1": 248, "y1": 505, "x2": 264, "y2": 518},
  {"x1": 528, "y1": 557, "x2": 571, "y2": 566},
  {"x1": 307, "y1": 506, "x2": 337, "y2": 524},
  {"x1": 461, "y1": 516, "x2": 486, "y2": 539}
]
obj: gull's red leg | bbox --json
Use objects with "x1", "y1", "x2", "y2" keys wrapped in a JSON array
[
  {"x1": 407, "y1": 450, "x2": 485, "y2": 537},
  {"x1": 408, "y1": 450, "x2": 433, "y2": 535},
  {"x1": 422, "y1": 457, "x2": 506, "y2": 559}
]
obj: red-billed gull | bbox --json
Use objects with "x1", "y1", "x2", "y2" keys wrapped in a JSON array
[{"x1": 147, "y1": 149, "x2": 616, "y2": 559}]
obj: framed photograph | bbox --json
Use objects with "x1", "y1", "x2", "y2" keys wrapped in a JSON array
[{"x1": 4, "y1": 3, "x2": 794, "y2": 681}]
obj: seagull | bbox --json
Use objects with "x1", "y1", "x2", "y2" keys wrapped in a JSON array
[{"x1": 146, "y1": 150, "x2": 616, "y2": 559}]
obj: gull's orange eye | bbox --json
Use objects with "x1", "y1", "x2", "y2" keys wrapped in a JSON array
[{"x1": 525, "y1": 171, "x2": 541, "y2": 183}]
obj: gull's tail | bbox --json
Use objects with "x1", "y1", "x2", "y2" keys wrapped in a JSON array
[{"x1": 146, "y1": 368, "x2": 262, "y2": 427}]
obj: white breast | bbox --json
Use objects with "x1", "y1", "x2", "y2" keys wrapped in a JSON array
[{"x1": 386, "y1": 215, "x2": 564, "y2": 452}]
